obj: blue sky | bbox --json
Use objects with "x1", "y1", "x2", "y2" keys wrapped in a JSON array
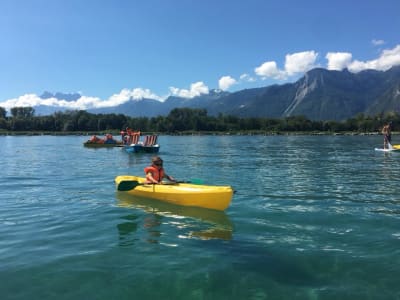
[{"x1": 1, "y1": 0, "x2": 400, "y2": 111}]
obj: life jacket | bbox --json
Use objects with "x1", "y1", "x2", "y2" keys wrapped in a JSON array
[{"x1": 144, "y1": 166, "x2": 165, "y2": 182}]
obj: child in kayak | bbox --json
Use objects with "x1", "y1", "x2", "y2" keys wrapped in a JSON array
[{"x1": 144, "y1": 156, "x2": 175, "y2": 184}]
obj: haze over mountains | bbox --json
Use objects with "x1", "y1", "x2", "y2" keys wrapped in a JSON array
[{"x1": 36, "y1": 66, "x2": 400, "y2": 121}]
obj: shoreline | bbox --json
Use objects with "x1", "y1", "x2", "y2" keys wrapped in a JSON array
[{"x1": 0, "y1": 130, "x2": 385, "y2": 136}]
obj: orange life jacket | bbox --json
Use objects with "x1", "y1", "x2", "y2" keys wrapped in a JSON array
[{"x1": 144, "y1": 166, "x2": 165, "y2": 182}]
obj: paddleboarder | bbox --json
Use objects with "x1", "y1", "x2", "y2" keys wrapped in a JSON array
[{"x1": 382, "y1": 122, "x2": 392, "y2": 149}]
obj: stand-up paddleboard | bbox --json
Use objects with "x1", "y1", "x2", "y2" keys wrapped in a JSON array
[
  {"x1": 375, "y1": 148, "x2": 400, "y2": 152},
  {"x1": 375, "y1": 144, "x2": 400, "y2": 152}
]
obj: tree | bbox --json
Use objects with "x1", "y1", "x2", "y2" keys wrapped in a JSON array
[
  {"x1": 167, "y1": 108, "x2": 208, "y2": 131},
  {"x1": 10, "y1": 107, "x2": 35, "y2": 118},
  {"x1": 0, "y1": 118, "x2": 7, "y2": 129},
  {"x1": 0, "y1": 107, "x2": 6, "y2": 119}
]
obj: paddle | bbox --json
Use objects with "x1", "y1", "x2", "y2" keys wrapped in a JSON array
[
  {"x1": 178, "y1": 178, "x2": 204, "y2": 184},
  {"x1": 388, "y1": 142, "x2": 394, "y2": 150},
  {"x1": 117, "y1": 180, "x2": 146, "y2": 191},
  {"x1": 117, "y1": 179, "x2": 204, "y2": 191}
]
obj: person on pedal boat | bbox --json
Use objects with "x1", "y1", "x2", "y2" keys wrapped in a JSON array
[{"x1": 144, "y1": 156, "x2": 175, "y2": 184}]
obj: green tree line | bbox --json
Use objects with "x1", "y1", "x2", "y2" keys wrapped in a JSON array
[{"x1": 0, "y1": 106, "x2": 398, "y2": 133}]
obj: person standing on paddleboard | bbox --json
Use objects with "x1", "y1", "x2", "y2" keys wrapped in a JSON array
[{"x1": 382, "y1": 122, "x2": 392, "y2": 149}]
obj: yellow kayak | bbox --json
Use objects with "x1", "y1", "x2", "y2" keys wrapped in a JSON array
[{"x1": 115, "y1": 175, "x2": 233, "y2": 211}]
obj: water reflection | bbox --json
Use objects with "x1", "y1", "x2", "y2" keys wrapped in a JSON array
[
  {"x1": 115, "y1": 192, "x2": 234, "y2": 242},
  {"x1": 117, "y1": 214, "x2": 139, "y2": 246}
]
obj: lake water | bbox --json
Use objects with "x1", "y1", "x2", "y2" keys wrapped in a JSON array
[{"x1": 1, "y1": 135, "x2": 399, "y2": 299}]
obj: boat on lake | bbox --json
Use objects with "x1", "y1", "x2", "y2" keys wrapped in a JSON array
[
  {"x1": 124, "y1": 134, "x2": 160, "y2": 153},
  {"x1": 83, "y1": 134, "x2": 123, "y2": 147},
  {"x1": 115, "y1": 175, "x2": 233, "y2": 211}
]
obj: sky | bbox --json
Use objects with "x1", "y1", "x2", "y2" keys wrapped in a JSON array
[{"x1": 1, "y1": 0, "x2": 400, "y2": 111}]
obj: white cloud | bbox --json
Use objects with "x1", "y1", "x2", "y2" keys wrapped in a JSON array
[
  {"x1": 326, "y1": 52, "x2": 353, "y2": 70},
  {"x1": 254, "y1": 51, "x2": 318, "y2": 80},
  {"x1": 0, "y1": 94, "x2": 110, "y2": 111},
  {"x1": 0, "y1": 88, "x2": 164, "y2": 111},
  {"x1": 239, "y1": 73, "x2": 256, "y2": 82},
  {"x1": 0, "y1": 82, "x2": 211, "y2": 112},
  {"x1": 348, "y1": 45, "x2": 400, "y2": 72},
  {"x1": 254, "y1": 61, "x2": 285, "y2": 79},
  {"x1": 0, "y1": 94, "x2": 47, "y2": 110},
  {"x1": 284, "y1": 51, "x2": 318, "y2": 76},
  {"x1": 253, "y1": 45, "x2": 400, "y2": 81},
  {"x1": 169, "y1": 81, "x2": 209, "y2": 98},
  {"x1": 372, "y1": 39, "x2": 385, "y2": 46},
  {"x1": 100, "y1": 88, "x2": 163, "y2": 108},
  {"x1": 218, "y1": 76, "x2": 237, "y2": 91}
]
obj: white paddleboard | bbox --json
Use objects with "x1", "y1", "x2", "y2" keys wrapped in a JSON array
[{"x1": 375, "y1": 148, "x2": 400, "y2": 152}]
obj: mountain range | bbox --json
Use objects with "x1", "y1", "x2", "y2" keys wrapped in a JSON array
[{"x1": 38, "y1": 66, "x2": 400, "y2": 121}]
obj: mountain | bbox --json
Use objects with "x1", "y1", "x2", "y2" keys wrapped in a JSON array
[
  {"x1": 32, "y1": 66, "x2": 400, "y2": 120},
  {"x1": 89, "y1": 98, "x2": 164, "y2": 117},
  {"x1": 40, "y1": 91, "x2": 81, "y2": 102},
  {"x1": 87, "y1": 89, "x2": 230, "y2": 117},
  {"x1": 87, "y1": 66, "x2": 400, "y2": 120},
  {"x1": 363, "y1": 66, "x2": 400, "y2": 115},
  {"x1": 33, "y1": 91, "x2": 83, "y2": 115},
  {"x1": 219, "y1": 66, "x2": 400, "y2": 120}
]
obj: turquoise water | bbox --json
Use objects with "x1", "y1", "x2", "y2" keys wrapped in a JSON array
[{"x1": 1, "y1": 135, "x2": 399, "y2": 299}]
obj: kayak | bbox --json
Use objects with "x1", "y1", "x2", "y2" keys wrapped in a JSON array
[{"x1": 115, "y1": 175, "x2": 233, "y2": 211}]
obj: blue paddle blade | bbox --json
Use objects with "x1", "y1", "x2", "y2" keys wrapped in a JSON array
[
  {"x1": 190, "y1": 178, "x2": 204, "y2": 185},
  {"x1": 176, "y1": 179, "x2": 203, "y2": 184}
]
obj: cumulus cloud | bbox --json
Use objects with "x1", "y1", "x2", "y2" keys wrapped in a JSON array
[
  {"x1": 0, "y1": 94, "x2": 94, "y2": 111},
  {"x1": 0, "y1": 82, "x2": 211, "y2": 112},
  {"x1": 284, "y1": 51, "x2": 318, "y2": 76},
  {"x1": 218, "y1": 76, "x2": 237, "y2": 91},
  {"x1": 325, "y1": 45, "x2": 400, "y2": 73},
  {"x1": 326, "y1": 52, "x2": 353, "y2": 70},
  {"x1": 99, "y1": 88, "x2": 162, "y2": 108},
  {"x1": 348, "y1": 45, "x2": 400, "y2": 72},
  {"x1": 253, "y1": 45, "x2": 400, "y2": 81},
  {"x1": 255, "y1": 50, "x2": 318, "y2": 80},
  {"x1": 0, "y1": 88, "x2": 164, "y2": 111},
  {"x1": 254, "y1": 61, "x2": 285, "y2": 79},
  {"x1": 169, "y1": 81, "x2": 209, "y2": 98},
  {"x1": 0, "y1": 94, "x2": 48, "y2": 110}
]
